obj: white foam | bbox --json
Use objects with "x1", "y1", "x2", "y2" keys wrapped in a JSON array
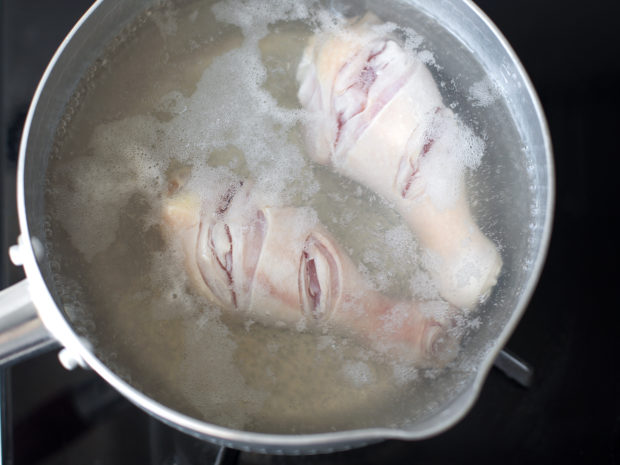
[
  {"x1": 469, "y1": 77, "x2": 500, "y2": 107},
  {"x1": 342, "y1": 361, "x2": 375, "y2": 387},
  {"x1": 416, "y1": 49, "x2": 436, "y2": 66},
  {"x1": 391, "y1": 362, "x2": 419, "y2": 386},
  {"x1": 383, "y1": 224, "x2": 417, "y2": 264},
  {"x1": 409, "y1": 269, "x2": 440, "y2": 301},
  {"x1": 419, "y1": 113, "x2": 485, "y2": 211},
  {"x1": 213, "y1": 0, "x2": 312, "y2": 36},
  {"x1": 54, "y1": 115, "x2": 165, "y2": 261},
  {"x1": 161, "y1": 39, "x2": 309, "y2": 201}
]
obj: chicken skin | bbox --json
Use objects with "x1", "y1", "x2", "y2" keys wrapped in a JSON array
[
  {"x1": 297, "y1": 14, "x2": 502, "y2": 309},
  {"x1": 162, "y1": 178, "x2": 457, "y2": 365}
]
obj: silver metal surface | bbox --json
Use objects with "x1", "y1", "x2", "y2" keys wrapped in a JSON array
[
  {"x1": 0, "y1": 279, "x2": 58, "y2": 365},
  {"x1": 4, "y1": 0, "x2": 553, "y2": 454},
  {"x1": 494, "y1": 349, "x2": 534, "y2": 388}
]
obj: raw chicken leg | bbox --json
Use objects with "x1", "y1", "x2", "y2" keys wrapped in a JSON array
[
  {"x1": 297, "y1": 14, "x2": 502, "y2": 309},
  {"x1": 162, "y1": 178, "x2": 457, "y2": 366}
]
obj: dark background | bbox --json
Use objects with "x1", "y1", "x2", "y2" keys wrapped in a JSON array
[{"x1": 1, "y1": 0, "x2": 619, "y2": 463}]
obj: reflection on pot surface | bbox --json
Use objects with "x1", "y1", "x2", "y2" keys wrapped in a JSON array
[{"x1": 44, "y1": 0, "x2": 538, "y2": 434}]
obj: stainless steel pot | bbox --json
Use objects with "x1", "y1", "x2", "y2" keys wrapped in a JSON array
[{"x1": 0, "y1": 0, "x2": 553, "y2": 454}]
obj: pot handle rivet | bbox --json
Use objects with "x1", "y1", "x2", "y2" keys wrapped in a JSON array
[
  {"x1": 9, "y1": 244, "x2": 23, "y2": 266},
  {"x1": 58, "y1": 347, "x2": 85, "y2": 370}
]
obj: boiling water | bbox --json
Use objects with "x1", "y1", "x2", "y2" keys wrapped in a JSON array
[{"x1": 45, "y1": 0, "x2": 534, "y2": 433}]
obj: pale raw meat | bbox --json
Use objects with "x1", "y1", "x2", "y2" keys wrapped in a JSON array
[
  {"x1": 162, "y1": 179, "x2": 457, "y2": 365},
  {"x1": 297, "y1": 14, "x2": 502, "y2": 309}
]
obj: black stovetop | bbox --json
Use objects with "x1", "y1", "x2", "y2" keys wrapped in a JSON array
[{"x1": 1, "y1": 1, "x2": 619, "y2": 464}]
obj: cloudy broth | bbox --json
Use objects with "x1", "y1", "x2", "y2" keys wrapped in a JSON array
[{"x1": 45, "y1": 0, "x2": 532, "y2": 433}]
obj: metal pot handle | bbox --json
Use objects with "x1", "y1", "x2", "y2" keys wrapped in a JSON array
[{"x1": 0, "y1": 279, "x2": 58, "y2": 366}]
